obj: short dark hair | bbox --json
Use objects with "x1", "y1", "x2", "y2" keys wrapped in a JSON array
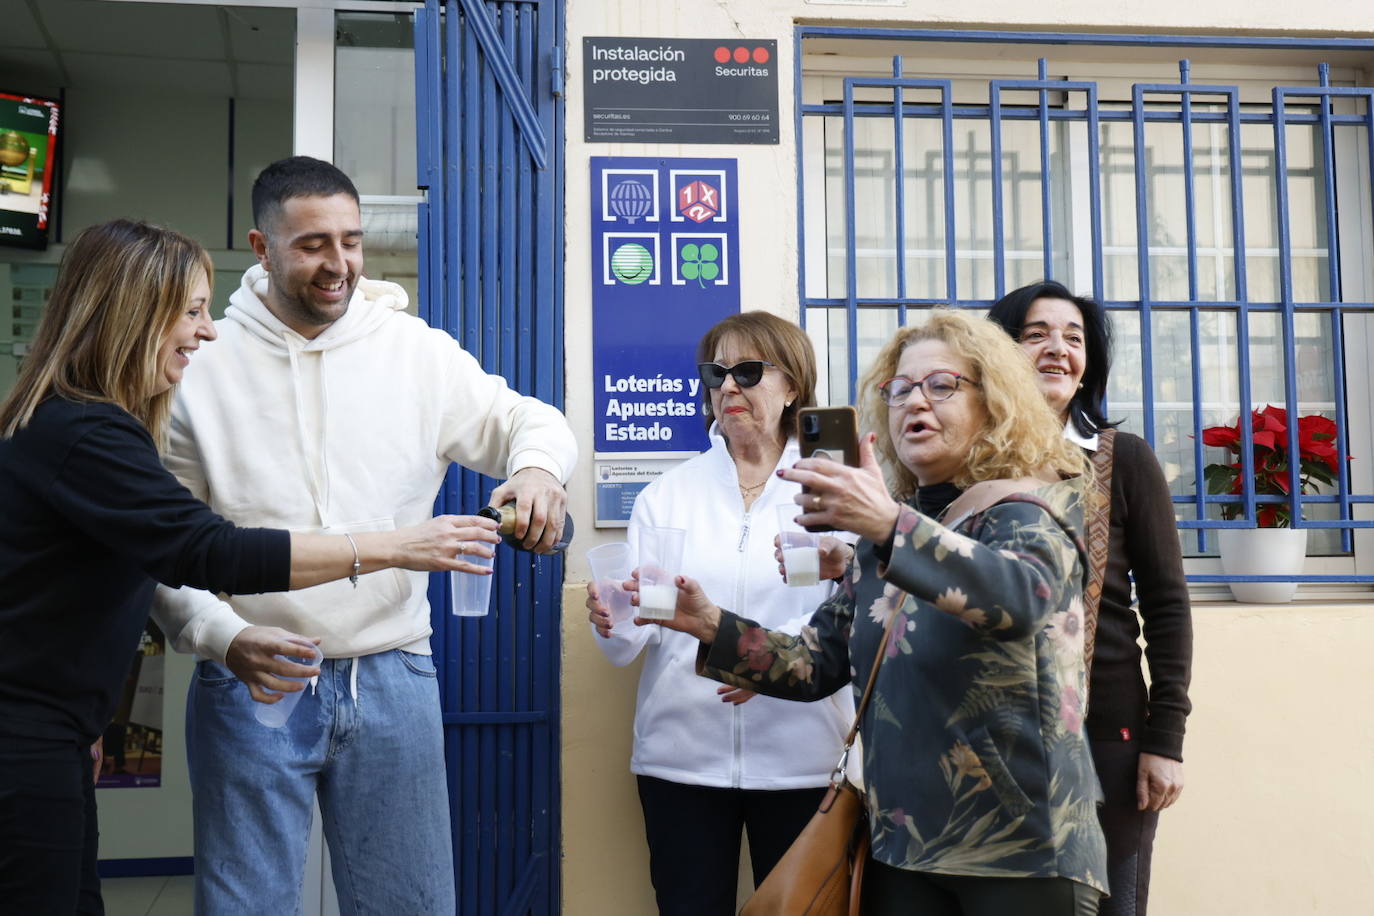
[
  {"x1": 986, "y1": 280, "x2": 1118, "y2": 438},
  {"x1": 251, "y1": 156, "x2": 360, "y2": 233}
]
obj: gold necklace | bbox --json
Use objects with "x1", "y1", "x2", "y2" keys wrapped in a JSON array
[{"x1": 738, "y1": 477, "x2": 769, "y2": 495}]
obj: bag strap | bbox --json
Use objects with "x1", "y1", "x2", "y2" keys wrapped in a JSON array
[
  {"x1": 830, "y1": 582, "x2": 906, "y2": 782},
  {"x1": 1082, "y1": 427, "x2": 1117, "y2": 679}
]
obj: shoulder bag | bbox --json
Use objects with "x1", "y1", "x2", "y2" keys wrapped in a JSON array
[{"x1": 740, "y1": 591, "x2": 905, "y2": 916}]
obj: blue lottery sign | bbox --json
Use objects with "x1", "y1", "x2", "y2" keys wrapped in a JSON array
[{"x1": 592, "y1": 157, "x2": 740, "y2": 455}]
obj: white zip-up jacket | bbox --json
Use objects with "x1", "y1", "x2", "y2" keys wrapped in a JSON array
[
  {"x1": 597, "y1": 428, "x2": 851, "y2": 789},
  {"x1": 151, "y1": 265, "x2": 577, "y2": 662}
]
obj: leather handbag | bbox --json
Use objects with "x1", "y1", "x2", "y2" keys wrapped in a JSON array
[{"x1": 741, "y1": 594, "x2": 904, "y2": 916}]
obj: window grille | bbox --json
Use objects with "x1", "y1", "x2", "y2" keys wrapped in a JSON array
[{"x1": 796, "y1": 29, "x2": 1374, "y2": 583}]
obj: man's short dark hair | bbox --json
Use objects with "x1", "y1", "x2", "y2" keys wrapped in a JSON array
[{"x1": 251, "y1": 156, "x2": 360, "y2": 234}]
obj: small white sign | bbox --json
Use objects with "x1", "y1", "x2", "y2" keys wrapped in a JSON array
[{"x1": 594, "y1": 456, "x2": 693, "y2": 527}]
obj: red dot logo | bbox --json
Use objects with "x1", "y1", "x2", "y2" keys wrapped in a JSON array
[
  {"x1": 753, "y1": 47, "x2": 770, "y2": 64},
  {"x1": 713, "y1": 46, "x2": 730, "y2": 64},
  {"x1": 733, "y1": 47, "x2": 749, "y2": 64}
]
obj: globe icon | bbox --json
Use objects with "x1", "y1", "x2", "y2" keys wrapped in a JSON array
[
  {"x1": 610, "y1": 243, "x2": 654, "y2": 285},
  {"x1": 609, "y1": 179, "x2": 653, "y2": 223}
]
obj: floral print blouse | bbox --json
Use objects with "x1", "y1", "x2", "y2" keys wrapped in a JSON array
[{"x1": 698, "y1": 477, "x2": 1108, "y2": 892}]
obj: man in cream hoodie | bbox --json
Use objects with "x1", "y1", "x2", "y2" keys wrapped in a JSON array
[{"x1": 152, "y1": 157, "x2": 576, "y2": 913}]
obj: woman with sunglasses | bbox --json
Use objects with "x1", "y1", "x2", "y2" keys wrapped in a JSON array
[
  {"x1": 0, "y1": 220, "x2": 495, "y2": 914},
  {"x1": 585, "y1": 311, "x2": 851, "y2": 915},
  {"x1": 989, "y1": 282, "x2": 1192, "y2": 916},
  {"x1": 638, "y1": 310, "x2": 1107, "y2": 915}
]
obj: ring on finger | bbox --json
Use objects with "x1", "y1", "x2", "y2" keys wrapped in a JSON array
[{"x1": 812, "y1": 494, "x2": 822, "y2": 509}]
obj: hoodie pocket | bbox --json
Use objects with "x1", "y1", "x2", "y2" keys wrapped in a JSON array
[
  {"x1": 313, "y1": 515, "x2": 414, "y2": 611},
  {"x1": 229, "y1": 516, "x2": 416, "y2": 653}
]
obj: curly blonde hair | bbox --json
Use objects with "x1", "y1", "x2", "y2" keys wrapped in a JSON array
[{"x1": 856, "y1": 309, "x2": 1089, "y2": 499}]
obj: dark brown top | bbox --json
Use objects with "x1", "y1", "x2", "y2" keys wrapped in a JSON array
[{"x1": 1086, "y1": 431, "x2": 1194, "y2": 760}]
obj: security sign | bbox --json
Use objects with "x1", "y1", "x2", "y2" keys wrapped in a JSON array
[{"x1": 584, "y1": 38, "x2": 779, "y2": 144}]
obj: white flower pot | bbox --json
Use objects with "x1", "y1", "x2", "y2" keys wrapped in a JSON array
[{"x1": 1217, "y1": 528, "x2": 1308, "y2": 603}]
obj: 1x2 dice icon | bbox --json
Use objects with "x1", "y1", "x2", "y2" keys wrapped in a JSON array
[{"x1": 677, "y1": 180, "x2": 720, "y2": 223}]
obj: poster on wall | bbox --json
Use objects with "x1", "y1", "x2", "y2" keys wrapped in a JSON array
[
  {"x1": 97, "y1": 623, "x2": 164, "y2": 789},
  {"x1": 0, "y1": 91, "x2": 60, "y2": 249},
  {"x1": 583, "y1": 38, "x2": 778, "y2": 144},
  {"x1": 592, "y1": 156, "x2": 741, "y2": 525}
]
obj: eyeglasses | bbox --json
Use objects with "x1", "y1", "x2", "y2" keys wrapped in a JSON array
[
  {"x1": 878, "y1": 371, "x2": 978, "y2": 407},
  {"x1": 698, "y1": 360, "x2": 774, "y2": 389}
]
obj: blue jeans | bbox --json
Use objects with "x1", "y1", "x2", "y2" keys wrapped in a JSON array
[{"x1": 187, "y1": 649, "x2": 454, "y2": 915}]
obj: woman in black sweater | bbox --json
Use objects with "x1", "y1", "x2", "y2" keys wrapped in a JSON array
[
  {"x1": 0, "y1": 219, "x2": 498, "y2": 914},
  {"x1": 989, "y1": 282, "x2": 1193, "y2": 916}
]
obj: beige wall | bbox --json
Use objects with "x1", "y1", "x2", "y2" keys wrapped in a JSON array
[
  {"x1": 560, "y1": 1, "x2": 1374, "y2": 912},
  {"x1": 1149, "y1": 601, "x2": 1374, "y2": 914}
]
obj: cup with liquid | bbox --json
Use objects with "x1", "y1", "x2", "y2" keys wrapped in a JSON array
[
  {"x1": 451, "y1": 542, "x2": 496, "y2": 616},
  {"x1": 636, "y1": 526, "x2": 686, "y2": 621},
  {"x1": 254, "y1": 643, "x2": 323, "y2": 729},
  {"x1": 776, "y1": 504, "x2": 821, "y2": 587},
  {"x1": 587, "y1": 542, "x2": 635, "y2": 626}
]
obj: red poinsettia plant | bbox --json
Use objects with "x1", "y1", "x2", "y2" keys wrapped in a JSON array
[{"x1": 1202, "y1": 405, "x2": 1344, "y2": 527}]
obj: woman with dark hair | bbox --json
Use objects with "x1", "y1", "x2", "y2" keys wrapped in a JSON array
[
  {"x1": 988, "y1": 281, "x2": 1193, "y2": 916},
  {"x1": 0, "y1": 219, "x2": 495, "y2": 914},
  {"x1": 585, "y1": 311, "x2": 851, "y2": 915}
]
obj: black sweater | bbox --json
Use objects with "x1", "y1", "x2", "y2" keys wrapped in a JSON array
[
  {"x1": 0, "y1": 398, "x2": 290, "y2": 743},
  {"x1": 1087, "y1": 431, "x2": 1194, "y2": 761}
]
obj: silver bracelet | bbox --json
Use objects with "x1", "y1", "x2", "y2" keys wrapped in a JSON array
[{"x1": 343, "y1": 533, "x2": 360, "y2": 588}]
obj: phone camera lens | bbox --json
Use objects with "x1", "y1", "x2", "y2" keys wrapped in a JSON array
[{"x1": 803, "y1": 414, "x2": 821, "y2": 438}]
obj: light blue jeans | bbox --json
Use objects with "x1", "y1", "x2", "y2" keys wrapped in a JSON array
[{"x1": 187, "y1": 649, "x2": 455, "y2": 915}]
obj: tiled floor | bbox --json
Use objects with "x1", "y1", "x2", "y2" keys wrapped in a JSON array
[{"x1": 101, "y1": 875, "x2": 195, "y2": 916}]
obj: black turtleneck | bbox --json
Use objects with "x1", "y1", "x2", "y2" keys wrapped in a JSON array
[{"x1": 876, "y1": 481, "x2": 964, "y2": 563}]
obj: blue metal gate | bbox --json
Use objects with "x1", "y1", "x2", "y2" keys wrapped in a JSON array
[{"x1": 413, "y1": 1, "x2": 564, "y2": 912}]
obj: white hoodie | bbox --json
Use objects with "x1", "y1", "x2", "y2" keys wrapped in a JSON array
[
  {"x1": 151, "y1": 265, "x2": 577, "y2": 662},
  {"x1": 597, "y1": 428, "x2": 852, "y2": 790}
]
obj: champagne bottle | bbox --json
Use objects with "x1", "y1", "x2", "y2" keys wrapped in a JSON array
[{"x1": 477, "y1": 503, "x2": 575, "y2": 553}]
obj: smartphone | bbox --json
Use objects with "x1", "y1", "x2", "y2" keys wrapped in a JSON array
[
  {"x1": 796, "y1": 406, "x2": 859, "y2": 532},
  {"x1": 797, "y1": 405, "x2": 860, "y2": 466}
]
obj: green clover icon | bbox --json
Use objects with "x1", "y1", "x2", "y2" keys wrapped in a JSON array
[{"x1": 680, "y1": 243, "x2": 720, "y2": 289}]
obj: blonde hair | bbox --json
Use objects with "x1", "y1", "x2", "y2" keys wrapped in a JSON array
[
  {"x1": 0, "y1": 219, "x2": 212, "y2": 444},
  {"x1": 857, "y1": 309, "x2": 1089, "y2": 499}
]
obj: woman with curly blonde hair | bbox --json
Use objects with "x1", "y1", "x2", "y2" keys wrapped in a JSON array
[
  {"x1": 639, "y1": 309, "x2": 1106, "y2": 915},
  {"x1": 856, "y1": 310, "x2": 1088, "y2": 500}
]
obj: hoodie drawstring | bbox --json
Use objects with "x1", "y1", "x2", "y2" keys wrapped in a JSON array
[{"x1": 286, "y1": 343, "x2": 330, "y2": 525}]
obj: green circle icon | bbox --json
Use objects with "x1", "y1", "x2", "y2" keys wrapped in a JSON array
[{"x1": 611, "y1": 243, "x2": 653, "y2": 284}]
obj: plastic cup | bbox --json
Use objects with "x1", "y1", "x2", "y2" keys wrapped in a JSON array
[
  {"x1": 451, "y1": 542, "x2": 496, "y2": 616},
  {"x1": 636, "y1": 526, "x2": 685, "y2": 621},
  {"x1": 587, "y1": 542, "x2": 635, "y2": 625},
  {"x1": 254, "y1": 644, "x2": 323, "y2": 729},
  {"x1": 776, "y1": 504, "x2": 821, "y2": 587}
]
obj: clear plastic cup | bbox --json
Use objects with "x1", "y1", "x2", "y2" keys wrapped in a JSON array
[
  {"x1": 587, "y1": 542, "x2": 634, "y2": 625},
  {"x1": 776, "y1": 504, "x2": 821, "y2": 587},
  {"x1": 254, "y1": 643, "x2": 323, "y2": 729},
  {"x1": 636, "y1": 526, "x2": 686, "y2": 621},
  {"x1": 451, "y1": 542, "x2": 496, "y2": 616}
]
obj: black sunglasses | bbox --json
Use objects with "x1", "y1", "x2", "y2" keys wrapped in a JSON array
[{"x1": 697, "y1": 360, "x2": 774, "y2": 389}]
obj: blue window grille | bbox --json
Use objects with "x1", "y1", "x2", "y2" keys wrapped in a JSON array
[{"x1": 796, "y1": 27, "x2": 1374, "y2": 584}]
